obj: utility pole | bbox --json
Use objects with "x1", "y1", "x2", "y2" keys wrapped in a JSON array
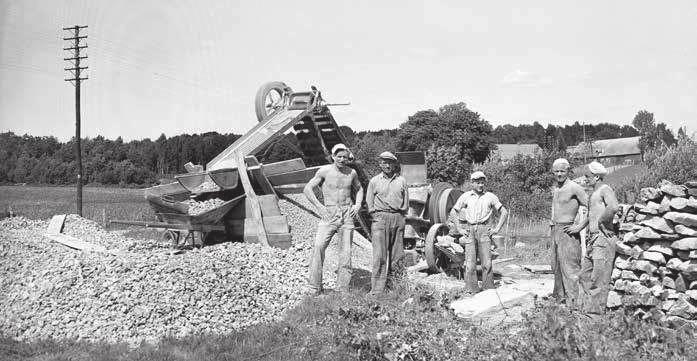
[{"x1": 63, "y1": 25, "x2": 88, "y2": 216}]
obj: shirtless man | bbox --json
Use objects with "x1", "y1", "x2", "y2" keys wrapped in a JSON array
[
  {"x1": 304, "y1": 143, "x2": 364, "y2": 295},
  {"x1": 577, "y1": 161, "x2": 619, "y2": 314},
  {"x1": 550, "y1": 158, "x2": 589, "y2": 305}
]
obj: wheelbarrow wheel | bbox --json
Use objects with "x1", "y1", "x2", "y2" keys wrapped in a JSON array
[
  {"x1": 255, "y1": 81, "x2": 292, "y2": 122},
  {"x1": 424, "y1": 223, "x2": 450, "y2": 273},
  {"x1": 162, "y1": 230, "x2": 180, "y2": 248}
]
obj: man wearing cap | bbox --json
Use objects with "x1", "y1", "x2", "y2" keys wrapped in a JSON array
[
  {"x1": 449, "y1": 171, "x2": 508, "y2": 293},
  {"x1": 577, "y1": 161, "x2": 619, "y2": 313},
  {"x1": 366, "y1": 151, "x2": 409, "y2": 294},
  {"x1": 550, "y1": 158, "x2": 589, "y2": 306},
  {"x1": 304, "y1": 143, "x2": 364, "y2": 295}
]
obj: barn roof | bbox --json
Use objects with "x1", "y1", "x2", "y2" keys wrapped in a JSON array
[
  {"x1": 493, "y1": 143, "x2": 543, "y2": 160},
  {"x1": 567, "y1": 136, "x2": 641, "y2": 158}
]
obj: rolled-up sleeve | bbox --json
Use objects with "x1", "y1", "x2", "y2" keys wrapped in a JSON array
[{"x1": 400, "y1": 178, "x2": 409, "y2": 213}]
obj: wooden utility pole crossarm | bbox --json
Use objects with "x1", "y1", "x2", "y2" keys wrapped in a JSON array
[{"x1": 63, "y1": 25, "x2": 88, "y2": 216}]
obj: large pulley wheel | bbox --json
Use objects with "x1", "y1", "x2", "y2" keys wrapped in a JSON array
[
  {"x1": 437, "y1": 188, "x2": 463, "y2": 225},
  {"x1": 424, "y1": 223, "x2": 450, "y2": 273},
  {"x1": 255, "y1": 81, "x2": 291, "y2": 122},
  {"x1": 427, "y1": 182, "x2": 451, "y2": 224}
]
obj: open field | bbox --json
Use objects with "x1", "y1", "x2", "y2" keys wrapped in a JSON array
[{"x1": 0, "y1": 185, "x2": 155, "y2": 223}]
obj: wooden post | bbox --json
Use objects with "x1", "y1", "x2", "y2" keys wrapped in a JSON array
[{"x1": 237, "y1": 152, "x2": 269, "y2": 247}]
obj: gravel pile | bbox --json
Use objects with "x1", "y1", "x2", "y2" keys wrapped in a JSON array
[
  {"x1": 181, "y1": 198, "x2": 226, "y2": 216},
  {"x1": 0, "y1": 193, "x2": 373, "y2": 345}
]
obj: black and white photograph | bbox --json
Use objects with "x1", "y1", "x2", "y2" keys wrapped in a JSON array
[{"x1": 1, "y1": 1, "x2": 696, "y2": 360}]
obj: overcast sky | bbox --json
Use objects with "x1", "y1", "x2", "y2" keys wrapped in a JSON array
[{"x1": 1, "y1": 0, "x2": 696, "y2": 142}]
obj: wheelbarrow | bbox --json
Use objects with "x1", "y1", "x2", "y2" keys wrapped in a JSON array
[{"x1": 111, "y1": 194, "x2": 245, "y2": 249}]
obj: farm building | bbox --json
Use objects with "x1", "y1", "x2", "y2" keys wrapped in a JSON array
[
  {"x1": 490, "y1": 143, "x2": 543, "y2": 161},
  {"x1": 567, "y1": 136, "x2": 641, "y2": 166}
]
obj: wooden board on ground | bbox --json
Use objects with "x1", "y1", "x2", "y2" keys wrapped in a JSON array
[
  {"x1": 44, "y1": 233, "x2": 107, "y2": 253},
  {"x1": 522, "y1": 264, "x2": 553, "y2": 274},
  {"x1": 46, "y1": 214, "x2": 67, "y2": 235},
  {"x1": 262, "y1": 158, "x2": 306, "y2": 177},
  {"x1": 450, "y1": 288, "x2": 534, "y2": 319}
]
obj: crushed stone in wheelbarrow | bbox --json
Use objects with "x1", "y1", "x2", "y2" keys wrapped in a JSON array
[{"x1": 182, "y1": 198, "x2": 226, "y2": 216}]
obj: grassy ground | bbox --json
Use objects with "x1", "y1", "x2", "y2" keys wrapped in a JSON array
[{"x1": 2, "y1": 284, "x2": 695, "y2": 361}]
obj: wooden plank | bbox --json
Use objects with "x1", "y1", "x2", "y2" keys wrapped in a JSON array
[
  {"x1": 245, "y1": 195, "x2": 281, "y2": 216},
  {"x1": 262, "y1": 215, "x2": 289, "y2": 233},
  {"x1": 261, "y1": 158, "x2": 307, "y2": 177},
  {"x1": 267, "y1": 233, "x2": 292, "y2": 249},
  {"x1": 259, "y1": 195, "x2": 281, "y2": 216},
  {"x1": 267, "y1": 166, "x2": 321, "y2": 186},
  {"x1": 207, "y1": 108, "x2": 307, "y2": 170},
  {"x1": 396, "y1": 151, "x2": 426, "y2": 165},
  {"x1": 44, "y1": 233, "x2": 107, "y2": 253},
  {"x1": 237, "y1": 152, "x2": 269, "y2": 247},
  {"x1": 46, "y1": 214, "x2": 67, "y2": 235},
  {"x1": 246, "y1": 156, "x2": 276, "y2": 196},
  {"x1": 244, "y1": 216, "x2": 290, "y2": 235},
  {"x1": 273, "y1": 183, "x2": 307, "y2": 195},
  {"x1": 522, "y1": 264, "x2": 553, "y2": 274}
]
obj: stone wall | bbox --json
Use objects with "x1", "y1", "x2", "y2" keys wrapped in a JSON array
[{"x1": 608, "y1": 180, "x2": 697, "y2": 324}]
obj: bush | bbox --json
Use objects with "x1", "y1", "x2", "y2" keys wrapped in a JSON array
[{"x1": 615, "y1": 139, "x2": 697, "y2": 203}]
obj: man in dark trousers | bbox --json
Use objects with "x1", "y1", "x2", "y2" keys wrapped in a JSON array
[
  {"x1": 578, "y1": 161, "x2": 619, "y2": 314},
  {"x1": 366, "y1": 151, "x2": 409, "y2": 295},
  {"x1": 550, "y1": 158, "x2": 589, "y2": 306}
]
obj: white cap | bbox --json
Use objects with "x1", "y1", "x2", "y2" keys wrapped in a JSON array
[
  {"x1": 587, "y1": 161, "x2": 608, "y2": 175},
  {"x1": 378, "y1": 151, "x2": 398, "y2": 161},
  {"x1": 470, "y1": 171, "x2": 486, "y2": 180},
  {"x1": 552, "y1": 158, "x2": 570, "y2": 169},
  {"x1": 331, "y1": 143, "x2": 349, "y2": 155}
]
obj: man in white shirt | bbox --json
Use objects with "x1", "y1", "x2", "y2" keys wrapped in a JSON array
[{"x1": 449, "y1": 171, "x2": 509, "y2": 293}]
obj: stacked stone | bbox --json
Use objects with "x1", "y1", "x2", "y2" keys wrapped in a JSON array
[{"x1": 609, "y1": 180, "x2": 697, "y2": 324}]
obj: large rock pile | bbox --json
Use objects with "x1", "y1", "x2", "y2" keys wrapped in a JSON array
[
  {"x1": 609, "y1": 180, "x2": 697, "y2": 324},
  {"x1": 0, "y1": 193, "x2": 371, "y2": 345}
]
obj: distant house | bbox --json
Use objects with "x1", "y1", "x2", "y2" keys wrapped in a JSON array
[
  {"x1": 491, "y1": 144, "x2": 543, "y2": 161},
  {"x1": 567, "y1": 136, "x2": 641, "y2": 166}
]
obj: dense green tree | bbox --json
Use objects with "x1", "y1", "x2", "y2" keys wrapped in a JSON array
[{"x1": 397, "y1": 102, "x2": 494, "y2": 164}]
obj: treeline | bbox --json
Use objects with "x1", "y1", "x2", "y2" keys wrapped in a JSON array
[
  {"x1": 0, "y1": 132, "x2": 240, "y2": 186},
  {"x1": 1, "y1": 105, "x2": 681, "y2": 190}
]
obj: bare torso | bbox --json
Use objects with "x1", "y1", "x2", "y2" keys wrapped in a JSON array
[
  {"x1": 319, "y1": 164, "x2": 357, "y2": 206},
  {"x1": 552, "y1": 179, "x2": 588, "y2": 223},
  {"x1": 588, "y1": 184, "x2": 617, "y2": 233}
]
